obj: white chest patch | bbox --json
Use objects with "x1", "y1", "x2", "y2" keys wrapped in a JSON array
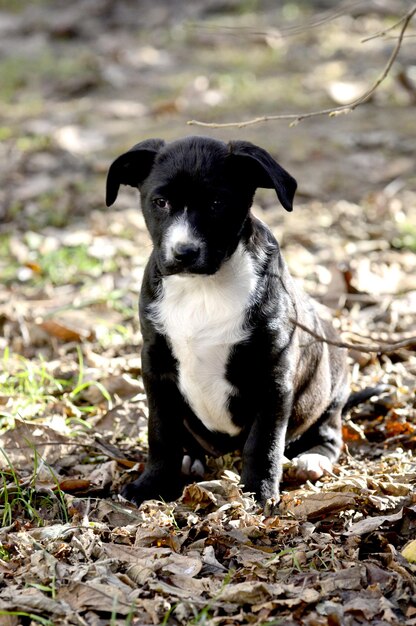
[{"x1": 148, "y1": 244, "x2": 258, "y2": 436}]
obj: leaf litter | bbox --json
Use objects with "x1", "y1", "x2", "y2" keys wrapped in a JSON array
[{"x1": 0, "y1": 0, "x2": 416, "y2": 624}]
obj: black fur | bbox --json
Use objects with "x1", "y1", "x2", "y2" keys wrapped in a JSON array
[{"x1": 106, "y1": 136, "x2": 377, "y2": 508}]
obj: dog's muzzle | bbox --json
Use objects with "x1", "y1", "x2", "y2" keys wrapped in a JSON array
[
  {"x1": 172, "y1": 241, "x2": 201, "y2": 265},
  {"x1": 162, "y1": 241, "x2": 205, "y2": 274},
  {"x1": 163, "y1": 218, "x2": 206, "y2": 273}
]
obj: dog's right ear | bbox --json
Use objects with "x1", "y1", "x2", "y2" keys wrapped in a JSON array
[{"x1": 106, "y1": 139, "x2": 165, "y2": 207}]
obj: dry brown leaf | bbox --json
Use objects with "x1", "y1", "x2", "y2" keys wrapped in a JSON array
[
  {"x1": 280, "y1": 491, "x2": 357, "y2": 520},
  {"x1": 228, "y1": 544, "x2": 274, "y2": 568},
  {"x1": 218, "y1": 581, "x2": 278, "y2": 604},
  {"x1": 181, "y1": 483, "x2": 218, "y2": 510},
  {"x1": 57, "y1": 581, "x2": 132, "y2": 614},
  {"x1": 0, "y1": 418, "x2": 75, "y2": 470},
  {"x1": 344, "y1": 595, "x2": 393, "y2": 620},
  {"x1": 168, "y1": 574, "x2": 209, "y2": 595},
  {"x1": 88, "y1": 460, "x2": 118, "y2": 490},
  {"x1": 99, "y1": 543, "x2": 171, "y2": 565},
  {"x1": 25, "y1": 261, "x2": 42, "y2": 274},
  {"x1": 342, "y1": 423, "x2": 364, "y2": 442},
  {"x1": 371, "y1": 479, "x2": 412, "y2": 497},
  {"x1": 82, "y1": 374, "x2": 143, "y2": 403},
  {"x1": 202, "y1": 545, "x2": 228, "y2": 572},
  {"x1": 38, "y1": 318, "x2": 93, "y2": 342},
  {"x1": 134, "y1": 526, "x2": 182, "y2": 552},
  {"x1": 147, "y1": 578, "x2": 204, "y2": 599},
  {"x1": 320, "y1": 565, "x2": 366, "y2": 593},
  {"x1": 401, "y1": 539, "x2": 416, "y2": 563},
  {"x1": 163, "y1": 554, "x2": 202, "y2": 577},
  {"x1": 93, "y1": 402, "x2": 147, "y2": 437},
  {"x1": 365, "y1": 562, "x2": 395, "y2": 587},
  {"x1": 345, "y1": 505, "x2": 416, "y2": 536},
  {"x1": 27, "y1": 523, "x2": 76, "y2": 542},
  {"x1": 252, "y1": 587, "x2": 321, "y2": 611},
  {"x1": 58, "y1": 478, "x2": 91, "y2": 493},
  {"x1": 73, "y1": 497, "x2": 143, "y2": 526},
  {"x1": 0, "y1": 587, "x2": 69, "y2": 616},
  {"x1": 126, "y1": 564, "x2": 156, "y2": 585}
]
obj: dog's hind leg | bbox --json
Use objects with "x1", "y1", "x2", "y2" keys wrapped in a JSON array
[
  {"x1": 286, "y1": 384, "x2": 389, "y2": 482},
  {"x1": 285, "y1": 399, "x2": 344, "y2": 482}
]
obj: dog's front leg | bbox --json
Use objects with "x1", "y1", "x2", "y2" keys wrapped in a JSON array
[
  {"x1": 121, "y1": 344, "x2": 187, "y2": 506},
  {"x1": 240, "y1": 385, "x2": 292, "y2": 509}
]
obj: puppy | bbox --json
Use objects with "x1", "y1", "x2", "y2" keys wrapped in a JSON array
[{"x1": 106, "y1": 136, "x2": 350, "y2": 508}]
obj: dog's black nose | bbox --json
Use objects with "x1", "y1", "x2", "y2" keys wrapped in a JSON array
[{"x1": 172, "y1": 242, "x2": 201, "y2": 264}]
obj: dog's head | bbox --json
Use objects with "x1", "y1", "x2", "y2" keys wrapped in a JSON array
[{"x1": 106, "y1": 136, "x2": 296, "y2": 276}]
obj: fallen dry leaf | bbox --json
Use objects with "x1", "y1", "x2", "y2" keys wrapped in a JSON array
[
  {"x1": 218, "y1": 581, "x2": 278, "y2": 604},
  {"x1": 280, "y1": 490, "x2": 357, "y2": 520},
  {"x1": 402, "y1": 539, "x2": 416, "y2": 563},
  {"x1": 0, "y1": 418, "x2": 75, "y2": 470},
  {"x1": 57, "y1": 581, "x2": 132, "y2": 615},
  {"x1": 58, "y1": 478, "x2": 92, "y2": 493},
  {"x1": 345, "y1": 505, "x2": 416, "y2": 536},
  {"x1": 181, "y1": 483, "x2": 218, "y2": 510},
  {"x1": 38, "y1": 318, "x2": 93, "y2": 342}
]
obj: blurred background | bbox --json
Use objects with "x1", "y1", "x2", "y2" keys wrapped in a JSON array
[{"x1": 1, "y1": 0, "x2": 415, "y2": 216}]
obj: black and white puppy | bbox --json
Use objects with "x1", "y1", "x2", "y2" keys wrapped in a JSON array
[{"x1": 106, "y1": 136, "x2": 350, "y2": 508}]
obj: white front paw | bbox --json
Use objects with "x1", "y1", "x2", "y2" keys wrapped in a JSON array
[{"x1": 290, "y1": 453, "x2": 334, "y2": 482}]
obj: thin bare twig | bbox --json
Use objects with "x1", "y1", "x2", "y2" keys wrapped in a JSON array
[
  {"x1": 188, "y1": 5, "x2": 416, "y2": 129},
  {"x1": 361, "y1": 9, "x2": 414, "y2": 43},
  {"x1": 193, "y1": 1, "x2": 364, "y2": 41},
  {"x1": 291, "y1": 318, "x2": 416, "y2": 354}
]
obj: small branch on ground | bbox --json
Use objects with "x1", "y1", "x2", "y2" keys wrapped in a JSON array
[
  {"x1": 291, "y1": 318, "x2": 416, "y2": 354},
  {"x1": 188, "y1": 4, "x2": 416, "y2": 129}
]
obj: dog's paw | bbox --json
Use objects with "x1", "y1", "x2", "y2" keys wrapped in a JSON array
[
  {"x1": 241, "y1": 474, "x2": 280, "y2": 510},
  {"x1": 289, "y1": 453, "x2": 334, "y2": 482},
  {"x1": 120, "y1": 473, "x2": 183, "y2": 507},
  {"x1": 181, "y1": 454, "x2": 205, "y2": 478},
  {"x1": 120, "y1": 481, "x2": 146, "y2": 506}
]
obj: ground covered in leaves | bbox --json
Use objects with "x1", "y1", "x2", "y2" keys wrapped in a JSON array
[{"x1": 0, "y1": 1, "x2": 415, "y2": 624}]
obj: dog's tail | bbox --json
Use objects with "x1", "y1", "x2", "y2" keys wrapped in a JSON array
[{"x1": 342, "y1": 384, "x2": 389, "y2": 415}]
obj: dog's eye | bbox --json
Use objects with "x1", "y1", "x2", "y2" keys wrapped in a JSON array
[
  {"x1": 153, "y1": 198, "x2": 170, "y2": 210},
  {"x1": 211, "y1": 199, "x2": 223, "y2": 211}
]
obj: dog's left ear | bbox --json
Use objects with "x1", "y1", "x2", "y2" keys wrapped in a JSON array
[
  {"x1": 227, "y1": 140, "x2": 297, "y2": 212},
  {"x1": 106, "y1": 138, "x2": 165, "y2": 207}
]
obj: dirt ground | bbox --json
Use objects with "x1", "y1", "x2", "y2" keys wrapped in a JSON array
[{"x1": 0, "y1": 1, "x2": 415, "y2": 625}]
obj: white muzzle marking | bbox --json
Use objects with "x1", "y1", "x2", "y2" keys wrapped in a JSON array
[{"x1": 164, "y1": 215, "x2": 202, "y2": 263}]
